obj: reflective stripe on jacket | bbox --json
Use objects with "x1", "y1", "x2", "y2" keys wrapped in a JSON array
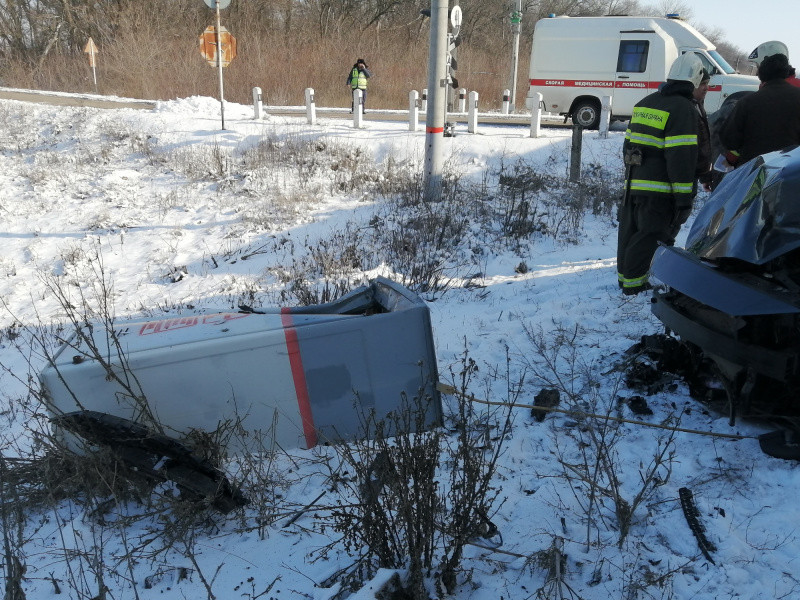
[
  {"x1": 349, "y1": 67, "x2": 368, "y2": 90},
  {"x1": 623, "y1": 81, "x2": 699, "y2": 203}
]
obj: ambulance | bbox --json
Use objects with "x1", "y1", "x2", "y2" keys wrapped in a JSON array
[{"x1": 526, "y1": 14, "x2": 759, "y2": 128}]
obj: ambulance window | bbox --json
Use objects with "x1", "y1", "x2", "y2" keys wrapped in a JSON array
[
  {"x1": 686, "y1": 51, "x2": 718, "y2": 76},
  {"x1": 617, "y1": 41, "x2": 649, "y2": 73}
]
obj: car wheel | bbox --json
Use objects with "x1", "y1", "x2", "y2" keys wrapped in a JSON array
[{"x1": 572, "y1": 100, "x2": 601, "y2": 129}]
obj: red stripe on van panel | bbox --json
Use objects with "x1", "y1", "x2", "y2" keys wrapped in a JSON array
[
  {"x1": 707, "y1": 85, "x2": 722, "y2": 92},
  {"x1": 281, "y1": 308, "x2": 318, "y2": 449},
  {"x1": 530, "y1": 79, "x2": 662, "y2": 89}
]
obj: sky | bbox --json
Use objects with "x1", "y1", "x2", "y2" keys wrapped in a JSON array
[
  {"x1": 2, "y1": 93, "x2": 800, "y2": 599},
  {"x1": 688, "y1": 0, "x2": 800, "y2": 71}
]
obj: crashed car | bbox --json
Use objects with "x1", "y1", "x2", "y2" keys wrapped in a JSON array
[
  {"x1": 650, "y1": 145, "x2": 800, "y2": 432},
  {"x1": 40, "y1": 277, "x2": 442, "y2": 456}
]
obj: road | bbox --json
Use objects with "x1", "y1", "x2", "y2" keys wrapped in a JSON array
[{"x1": 0, "y1": 86, "x2": 570, "y2": 128}]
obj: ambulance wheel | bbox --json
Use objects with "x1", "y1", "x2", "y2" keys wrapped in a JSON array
[{"x1": 572, "y1": 100, "x2": 601, "y2": 130}]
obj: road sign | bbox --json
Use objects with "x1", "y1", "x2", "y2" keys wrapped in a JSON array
[
  {"x1": 204, "y1": 0, "x2": 231, "y2": 8},
  {"x1": 447, "y1": 33, "x2": 461, "y2": 89},
  {"x1": 198, "y1": 25, "x2": 237, "y2": 67},
  {"x1": 450, "y1": 5, "x2": 462, "y2": 31},
  {"x1": 84, "y1": 37, "x2": 98, "y2": 68}
]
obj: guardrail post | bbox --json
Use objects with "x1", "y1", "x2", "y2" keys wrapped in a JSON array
[
  {"x1": 409, "y1": 90, "x2": 419, "y2": 132},
  {"x1": 530, "y1": 92, "x2": 543, "y2": 138},
  {"x1": 599, "y1": 94, "x2": 612, "y2": 139},
  {"x1": 352, "y1": 89, "x2": 363, "y2": 128},
  {"x1": 458, "y1": 88, "x2": 467, "y2": 113},
  {"x1": 468, "y1": 91, "x2": 479, "y2": 134},
  {"x1": 422, "y1": 88, "x2": 428, "y2": 113},
  {"x1": 570, "y1": 125, "x2": 583, "y2": 182},
  {"x1": 502, "y1": 89, "x2": 511, "y2": 115},
  {"x1": 305, "y1": 88, "x2": 316, "y2": 125},
  {"x1": 252, "y1": 87, "x2": 263, "y2": 120}
]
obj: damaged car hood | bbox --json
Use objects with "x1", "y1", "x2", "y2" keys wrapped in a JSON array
[{"x1": 685, "y1": 145, "x2": 800, "y2": 264}]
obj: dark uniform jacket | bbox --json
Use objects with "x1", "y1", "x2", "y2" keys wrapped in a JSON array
[
  {"x1": 623, "y1": 80, "x2": 699, "y2": 208},
  {"x1": 694, "y1": 99, "x2": 712, "y2": 186},
  {"x1": 720, "y1": 79, "x2": 800, "y2": 165}
]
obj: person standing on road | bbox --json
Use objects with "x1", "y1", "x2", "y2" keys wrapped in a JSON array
[
  {"x1": 616, "y1": 53, "x2": 703, "y2": 295},
  {"x1": 347, "y1": 58, "x2": 372, "y2": 113},
  {"x1": 720, "y1": 52, "x2": 800, "y2": 167}
]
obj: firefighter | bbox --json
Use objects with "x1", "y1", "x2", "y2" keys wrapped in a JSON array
[
  {"x1": 720, "y1": 51, "x2": 800, "y2": 167},
  {"x1": 616, "y1": 53, "x2": 704, "y2": 295}
]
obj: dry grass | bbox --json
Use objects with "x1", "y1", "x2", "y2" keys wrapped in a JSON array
[{"x1": 0, "y1": 8, "x2": 532, "y2": 111}]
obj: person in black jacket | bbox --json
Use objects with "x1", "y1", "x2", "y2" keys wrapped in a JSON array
[
  {"x1": 693, "y1": 69, "x2": 713, "y2": 192},
  {"x1": 720, "y1": 53, "x2": 800, "y2": 166},
  {"x1": 616, "y1": 53, "x2": 704, "y2": 295}
]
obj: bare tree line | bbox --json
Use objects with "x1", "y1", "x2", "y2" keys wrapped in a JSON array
[{"x1": 0, "y1": 0, "x2": 749, "y2": 107}]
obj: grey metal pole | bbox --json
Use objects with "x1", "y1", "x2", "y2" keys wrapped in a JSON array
[
  {"x1": 509, "y1": 0, "x2": 522, "y2": 112},
  {"x1": 424, "y1": 0, "x2": 449, "y2": 202},
  {"x1": 215, "y1": 0, "x2": 225, "y2": 130}
]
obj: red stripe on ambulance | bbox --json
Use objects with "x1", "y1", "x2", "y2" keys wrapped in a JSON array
[{"x1": 281, "y1": 308, "x2": 318, "y2": 448}]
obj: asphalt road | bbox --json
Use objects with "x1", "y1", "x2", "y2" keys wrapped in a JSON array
[{"x1": 0, "y1": 86, "x2": 570, "y2": 128}]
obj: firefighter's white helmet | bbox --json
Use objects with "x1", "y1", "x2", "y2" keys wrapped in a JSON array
[
  {"x1": 667, "y1": 53, "x2": 705, "y2": 88},
  {"x1": 748, "y1": 41, "x2": 789, "y2": 65}
]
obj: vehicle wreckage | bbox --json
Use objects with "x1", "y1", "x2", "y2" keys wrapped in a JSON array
[
  {"x1": 40, "y1": 277, "x2": 442, "y2": 508},
  {"x1": 650, "y1": 145, "x2": 800, "y2": 459}
]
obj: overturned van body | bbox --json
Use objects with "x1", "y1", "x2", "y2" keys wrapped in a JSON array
[
  {"x1": 650, "y1": 146, "x2": 800, "y2": 419},
  {"x1": 40, "y1": 278, "x2": 441, "y2": 453}
]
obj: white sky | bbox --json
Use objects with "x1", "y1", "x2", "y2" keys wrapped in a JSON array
[{"x1": 688, "y1": 1, "x2": 800, "y2": 71}]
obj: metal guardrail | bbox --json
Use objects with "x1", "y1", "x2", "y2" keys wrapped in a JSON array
[
  {"x1": 0, "y1": 86, "x2": 568, "y2": 128},
  {"x1": 263, "y1": 105, "x2": 567, "y2": 127}
]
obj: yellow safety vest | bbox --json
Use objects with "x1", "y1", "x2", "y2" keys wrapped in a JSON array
[{"x1": 350, "y1": 68, "x2": 367, "y2": 90}]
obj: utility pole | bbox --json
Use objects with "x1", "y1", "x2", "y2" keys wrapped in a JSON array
[
  {"x1": 509, "y1": 0, "x2": 523, "y2": 112},
  {"x1": 423, "y1": 0, "x2": 449, "y2": 202}
]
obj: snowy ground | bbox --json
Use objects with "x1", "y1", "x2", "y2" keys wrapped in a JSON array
[{"x1": 0, "y1": 95, "x2": 798, "y2": 600}]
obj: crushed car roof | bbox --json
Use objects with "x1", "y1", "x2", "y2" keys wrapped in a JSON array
[{"x1": 686, "y1": 145, "x2": 800, "y2": 265}]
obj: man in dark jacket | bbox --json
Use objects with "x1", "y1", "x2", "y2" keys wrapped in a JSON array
[
  {"x1": 617, "y1": 53, "x2": 704, "y2": 295},
  {"x1": 720, "y1": 53, "x2": 800, "y2": 166},
  {"x1": 693, "y1": 69, "x2": 713, "y2": 192}
]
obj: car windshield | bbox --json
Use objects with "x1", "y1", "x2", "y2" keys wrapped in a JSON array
[{"x1": 708, "y1": 50, "x2": 736, "y2": 74}]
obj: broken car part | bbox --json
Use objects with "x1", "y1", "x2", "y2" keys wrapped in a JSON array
[{"x1": 41, "y1": 278, "x2": 442, "y2": 454}]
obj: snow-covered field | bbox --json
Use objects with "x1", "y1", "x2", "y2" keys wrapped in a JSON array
[{"x1": 0, "y1": 95, "x2": 798, "y2": 600}]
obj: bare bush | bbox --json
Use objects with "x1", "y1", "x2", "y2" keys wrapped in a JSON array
[{"x1": 315, "y1": 354, "x2": 511, "y2": 598}]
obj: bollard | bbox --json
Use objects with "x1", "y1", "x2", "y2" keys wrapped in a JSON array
[
  {"x1": 570, "y1": 125, "x2": 583, "y2": 182},
  {"x1": 530, "y1": 92, "x2": 543, "y2": 138},
  {"x1": 305, "y1": 88, "x2": 316, "y2": 125},
  {"x1": 409, "y1": 90, "x2": 419, "y2": 132},
  {"x1": 458, "y1": 88, "x2": 467, "y2": 113},
  {"x1": 468, "y1": 91, "x2": 479, "y2": 134},
  {"x1": 352, "y1": 89, "x2": 363, "y2": 128},
  {"x1": 502, "y1": 88, "x2": 511, "y2": 115},
  {"x1": 599, "y1": 95, "x2": 612, "y2": 139},
  {"x1": 252, "y1": 87, "x2": 263, "y2": 120},
  {"x1": 422, "y1": 88, "x2": 428, "y2": 114}
]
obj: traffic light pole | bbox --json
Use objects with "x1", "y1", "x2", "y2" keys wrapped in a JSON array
[
  {"x1": 423, "y1": 0, "x2": 448, "y2": 202},
  {"x1": 215, "y1": 0, "x2": 226, "y2": 129}
]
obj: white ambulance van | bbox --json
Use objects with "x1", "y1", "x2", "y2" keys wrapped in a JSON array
[{"x1": 526, "y1": 14, "x2": 759, "y2": 128}]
